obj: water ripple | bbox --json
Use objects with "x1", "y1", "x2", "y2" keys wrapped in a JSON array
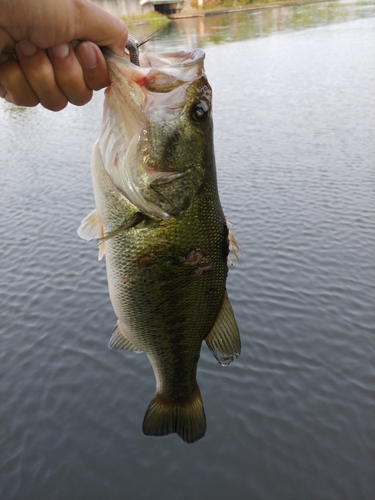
[{"x1": 1, "y1": 6, "x2": 375, "y2": 500}]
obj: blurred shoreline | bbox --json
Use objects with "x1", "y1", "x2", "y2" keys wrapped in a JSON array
[{"x1": 170, "y1": 0, "x2": 331, "y2": 19}]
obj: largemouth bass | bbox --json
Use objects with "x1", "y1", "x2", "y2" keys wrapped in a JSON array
[{"x1": 78, "y1": 48, "x2": 240, "y2": 443}]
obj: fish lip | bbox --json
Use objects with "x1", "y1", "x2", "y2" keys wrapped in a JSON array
[
  {"x1": 102, "y1": 47, "x2": 205, "y2": 69},
  {"x1": 100, "y1": 47, "x2": 116, "y2": 59}
]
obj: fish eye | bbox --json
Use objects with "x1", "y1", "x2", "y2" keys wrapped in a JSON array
[{"x1": 191, "y1": 101, "x2": 209, "y2": 123}]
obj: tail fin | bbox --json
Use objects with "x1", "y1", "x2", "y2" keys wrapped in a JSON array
[{"x1": 142, "y1": 389, "x2": 206, "y2": 444}]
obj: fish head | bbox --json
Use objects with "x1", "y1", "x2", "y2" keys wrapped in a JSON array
[{"x1": 99, "y1": 48, "x2": 213, "y2": 220}]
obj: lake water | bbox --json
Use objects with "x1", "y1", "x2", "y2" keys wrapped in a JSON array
[{"x1": 1, "y1": 1, "x2": 374, "y2": 499}]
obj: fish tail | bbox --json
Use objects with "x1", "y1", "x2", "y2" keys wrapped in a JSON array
[{"x1": 142, "y1": 388, "x2": 206, "y2": 444}]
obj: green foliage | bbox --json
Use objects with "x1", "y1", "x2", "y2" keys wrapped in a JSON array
[
  {"x1": 191, "y1": 0, "x2": 290, "y2": 9},
  {"x1": 121, "y1": 11, "x2": 170, "y2": 26}
]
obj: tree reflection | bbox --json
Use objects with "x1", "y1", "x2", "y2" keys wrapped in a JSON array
[{"x1": 129, "y1": 1, "x2": 373, "y2": 51}]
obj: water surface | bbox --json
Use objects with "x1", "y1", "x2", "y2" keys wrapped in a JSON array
[{"x1": 1, "y1": 1, "x2": 374, "y2": 499}]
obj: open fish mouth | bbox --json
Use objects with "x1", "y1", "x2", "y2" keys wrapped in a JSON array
[
  {"x1": 102, "y1": 48, "x2": 206, "y2": 93},
  {"x1": 97, "y1": 48, "x2": 209, "y2": 220}
]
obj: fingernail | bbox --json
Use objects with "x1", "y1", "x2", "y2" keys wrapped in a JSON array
[
  {"x1": 76, "y1": 42, "x2": 98, "y2": 68},
  {"x1": 50, "y1": 43, "x2": 70, "y2": 59},
  {"x1": 18, "y1": 39, "x2": 37, "y2": 57}
]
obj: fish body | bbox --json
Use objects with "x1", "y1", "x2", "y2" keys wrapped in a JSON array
[{"x1": 78, "y1": 48, "x2": 240, "y2": 443}]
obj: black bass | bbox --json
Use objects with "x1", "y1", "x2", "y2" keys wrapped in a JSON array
[{"x1": 78, "y1": 48, "x2": 240, "y2": 443}]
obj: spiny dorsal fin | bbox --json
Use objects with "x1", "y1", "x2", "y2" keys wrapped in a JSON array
[
  {"x1": 205, "y1": 291, "x2": 240, "y2": 366},
  {"x1": 108, "y1": 321, "x2": 143, "y2": 353}
]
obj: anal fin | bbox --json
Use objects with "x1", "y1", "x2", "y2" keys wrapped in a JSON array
[
  {"x1": 205, "y1": 291, "x2": 240, "y2": 366},
  {"x1": 108, "y1": 320, "x2": 143, "y2": 353}
]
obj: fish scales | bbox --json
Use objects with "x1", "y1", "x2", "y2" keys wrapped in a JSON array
[{"x1": 78, "y1": 47, "x2": 240, "y2": 443}]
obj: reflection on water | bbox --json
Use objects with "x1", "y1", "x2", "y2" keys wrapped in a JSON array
[
  {"x1": 131, "y1": 0, "x2": 375, "y2": 50},
  {"x1": 1, "y1": 1, "x2": 375, "y2": 499}
]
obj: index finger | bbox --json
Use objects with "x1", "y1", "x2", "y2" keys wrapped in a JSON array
[
  {"x1": 0, "y1": 27, "x2": 15, "y2": 54},
  {"x1": 72, "y1": 2, "x2": 128, "y2": 56}
]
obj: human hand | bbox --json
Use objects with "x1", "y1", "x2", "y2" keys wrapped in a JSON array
[{"x1": 0, "y1": 0, "x2": 128, "y2": 111}]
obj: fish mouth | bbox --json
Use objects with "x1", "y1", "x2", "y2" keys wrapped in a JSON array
[
  {"x1": 102, "y1": 48, "x2": 206, "y2": 93},
  {"x1": 98, "y1": 48, "x2": 208, "y2": 220}
]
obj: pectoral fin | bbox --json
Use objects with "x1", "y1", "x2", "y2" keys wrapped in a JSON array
[
  {"x1": 108, "y1": 320, "x2": 143, "y2": 353},
  {"x1": 99, "y1": 212, "x2": 145, "y2": 242},
  {"x1": 205, "y1": 291, "x2": 240, "y2": 366},
  {"x1": 77, "y1": 209, "x2": 101, "y2": 240},
  {"x1": 77, "y1": 209, "x2": 106, "y2": 261}
]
